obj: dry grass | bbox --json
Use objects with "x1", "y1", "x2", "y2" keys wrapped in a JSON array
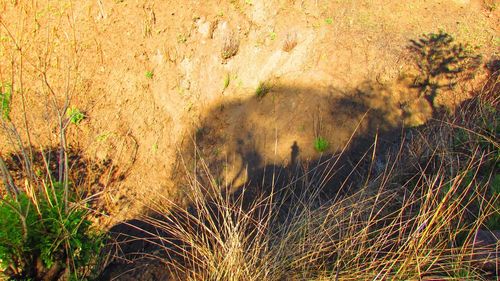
[
  {"x1": 221, "y1": 31, "x2": 240, "y2": 60},
  {"x1": 282, "y1": 32, "x2": 298, "y2": 52},
  {"x1": 136, "y1": 83, "x2": 499, "y2": 280}
]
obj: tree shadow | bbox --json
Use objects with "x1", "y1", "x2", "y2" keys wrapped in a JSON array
[
  {"x1": 407, "y1": 31, "x2": 482, "y2": 107},
  {"x1": 2, "y1": 147, "x2": 122, "y2": 203},
  {"x1": 99, "y1": 79, "x2": 420, "y2": 280}
]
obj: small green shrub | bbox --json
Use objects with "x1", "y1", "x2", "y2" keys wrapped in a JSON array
[
  {"x1": 223, "y1": 73, "x2": 230, "y2": 90},
  {"x1": 486, "y1": 174, "x2": 500, "y2": 229},
  {"x1": 0, "y1": 82, "x2": 12, "y2": 121},
  {"x1": 66, "y1": 107, "x2": 85, "y2": 125},
  {"x1": 313, "y1": 137, "x2": 329, "y2": 153},
  {"x1": 255, "y1": 82, "x2": 271, "y2": 99},
  {"x1": 177, "y1": 34, "x2": 187, "y2": 44},
  {"x1": 145, "y1": 70, "x2": 154, "y2": 79},
  {"x1": 269, "y1": 31, "x2": 277, "y2": 41},
  {"x1": 0, "y1": 183, "x2": 103, "y2": 280}
]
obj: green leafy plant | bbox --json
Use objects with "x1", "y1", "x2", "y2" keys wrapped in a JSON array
[
  {"x1": 0, "y1": 182, "x2": 103, "y2": 280},
  {"x1": 408, "y1": 31, "x2": 482, "y2": 106},
  {"x1": 177, "y1": 34, "x2": 187, "y2": 44},
  {"x1": 223, "y1": 73, "x2": 231, "y2": 90},
  {"x1": 313, "y1": 137, "x2": 329, "y2": 152},
  {"x1": 255, "y1": 82, "x2": 272, "y2": 99},
  {"x1": 0, "y1": 82, "x2": 12, "y2": 121},
  {"x1": 145, "y1": 70, "x2": 154, "y2": 79},
  {"x1": 269, "y1": 31, "x2": 277, "y2": 41},
  {"x1": 66, "y1": 107, "x2": 85, "y2": 125},
  {"x1": 325, "y1": 18, "x2": 333, "y2": 25},
  {"x1": 485, "y1": 174, "x2": 500, "y2": 229}
]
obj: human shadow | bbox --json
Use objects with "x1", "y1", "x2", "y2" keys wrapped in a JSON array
[{"x1": 99, "y1": 79, "x2": 418, "y2": 280}]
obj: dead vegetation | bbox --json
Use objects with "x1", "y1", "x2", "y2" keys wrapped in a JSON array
[
  {"x1": 282, "y1": 32, "x2": 298, "y2": 52},
  {"x1": 221, "y1": 31, "x2": 240, "y2": 60}
]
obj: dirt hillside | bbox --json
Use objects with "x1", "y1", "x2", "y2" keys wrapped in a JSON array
[{"x1": 0, "y1": 0, "x2": 498, "y2": 225}]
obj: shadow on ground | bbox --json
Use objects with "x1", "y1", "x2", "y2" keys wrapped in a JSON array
[{"x1": 98, "y1": 79, "x2": 428, "y2": 280}]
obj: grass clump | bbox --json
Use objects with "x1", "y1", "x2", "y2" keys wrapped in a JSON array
[
  {"x1": 0, "y1": 184, "x2": 103, "y2": 281},
  {"x1": 0, "y1": 83, "x2": 12, "y2": 121},
  {"x1": 313, "y1": 136, "x2": 329, "y2": 152},
  {"x1": 282, "y1": 33, "x2": 297, "y2": 52},
  {"x1": 145, "y1": 70, "x2": 154, "y2": 79},
  {"x1": 255, "y1": 82, "x2": 272, "y2": 99},
  {"x1": 66, "y1": 107, "x2": 85, "y2": 125},
  {"x1": 223, "y1": 73, "x2": 231, "y2": 91},
  {"x1": 221, "y1": 31, "x2": 239, "y2": 60}
]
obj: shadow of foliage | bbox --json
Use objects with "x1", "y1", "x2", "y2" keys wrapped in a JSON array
[{"x1": 408, "y1": 31, "x2": 482, "y2": 106}]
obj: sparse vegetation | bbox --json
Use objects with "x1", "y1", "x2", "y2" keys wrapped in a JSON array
[
  {"x1": 0, "y1": 183, "x2": 103, "y2": 280},
  {"x1": 483, "y1": 0, "x2": 497, "y2": 11},
  {"x1": 221, "y1": 31, "x2": 240, "y2": 60},
  {"x1": 255, "y1": 81, "x2": 272, "y2": 99},
  {"x1": 116, "y1": 55, "x2": 499, "y2": 280},
  {"x1": 223, "y1": 73, "x2": 231, "y2": 90},
  {"x1": 269, "y1": 31, "x2": 277, "y2": 41},
  {"x1": 66, "y1": 107, "x2": 85, "y2": 125},
  {"x1": 313, "y1": 136, "x2": 329, "y2": 152},
  {"x1": 145, "y1": 70, "x2": 154, "y2": 79},
  {"x1": 282, "y1": 32, "x2": 297, "y2": 52},
  {"x1": 142, "y1": 89, "x2": 499, "y2": 279},
  {"x1": 0, "y1": 82, "x2": 12, "y2": 121},
  {"x1": 177, "y1": 33, "x2": 188, "y2": 44}
]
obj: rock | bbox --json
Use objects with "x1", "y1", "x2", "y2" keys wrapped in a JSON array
[
  {"x1": 468, "y1": 229, "x2": 499, "y2": 274},
  {"x1": 196, "y1": 17, "x2": 212, "y2": 39}
]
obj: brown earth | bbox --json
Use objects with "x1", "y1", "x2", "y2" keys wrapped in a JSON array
[{"x1": 0, "y1": 0, "x2": 498, "y2": 229}]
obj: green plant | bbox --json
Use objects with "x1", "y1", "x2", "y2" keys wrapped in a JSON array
[
  {"x1": 0, "y1": 82, "x2": 12, "y2": 121},
  {"x1": 313, "y1": 137, "x2": 329, "y2": 152},
  {"x1": 269, "y1": 31, "x2": 277, "y2": 41},
  {"x1": 66, "y1": 107, "x2": 85, "y2": 125},
  {"x1": 483, "y1": 0, "x2": 497, "y2": 11},
  {"x1": 0, "y1": 182, "x2": 103, "y2": 280},
  {"x1": 325, "y1": 18, "x2": 333, "y2": 25},
  {"x1": 255, "y1": 82, "x2": 271, "y2": 99},
  {"x1": 485, "y1": 173, "x2": 500, "y2": 229},
  {"x1": 223, "y1": 73, "x2": 231, "y2": 90},
  {"x1": 177, "y1": 34, "x2": 187, "y2": 44},
  {"x1": 408, "y1": 31, "x2": 482, "y2": 106},
  {"x1": 145, "y1": 70, "x2": 154, "y2": 79}
]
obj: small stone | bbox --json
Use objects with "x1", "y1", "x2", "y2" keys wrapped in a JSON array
[{"x1": 468, "y1": 229, "x2": 499, "y2": 274}]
